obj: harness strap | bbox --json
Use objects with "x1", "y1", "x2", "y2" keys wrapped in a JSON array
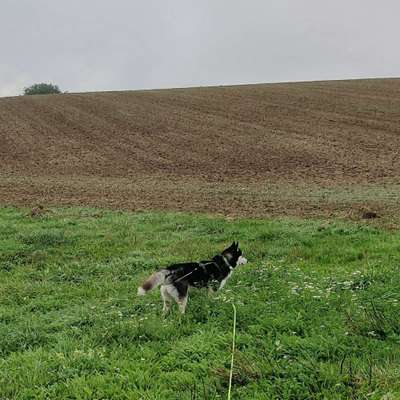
[
  {"x1": 171, "y1": 255, "x2": 232, "y2": 283},
  {"x1": 221, "y1": 255, "x2": 234, "y2": 271}
]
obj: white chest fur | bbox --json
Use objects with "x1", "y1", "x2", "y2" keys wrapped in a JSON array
[
  {"x1": 219, "y1": 271, "x2": 232, "y2": 290},
  {"x1": 218, "y1": 255, "x2": 247, "y2": 290}
]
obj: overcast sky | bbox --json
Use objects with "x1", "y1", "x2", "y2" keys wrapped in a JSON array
[{"x1": 1, "y1": 0, "x2": 399, "y2": 97}]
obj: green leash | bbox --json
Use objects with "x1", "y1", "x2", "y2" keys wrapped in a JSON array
[{"x1": 227, "y1": 303, "x2": 237, "y2": 400}]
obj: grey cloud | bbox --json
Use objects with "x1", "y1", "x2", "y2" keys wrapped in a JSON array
[{"x1": 1, "y1": 0, "x2": 399, "y2": 96}]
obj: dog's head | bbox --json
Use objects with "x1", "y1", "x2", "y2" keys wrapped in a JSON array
[{"x1": 222, "y1": 241, "x2": 247, "y2": 268}]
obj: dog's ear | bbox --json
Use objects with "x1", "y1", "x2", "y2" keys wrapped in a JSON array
[
  {"x1": 230, "y1": 241, "x2": 236, "y2": 249},
  {"x1": 236, "y1": 241, "x2": 239, "y2": 249}
]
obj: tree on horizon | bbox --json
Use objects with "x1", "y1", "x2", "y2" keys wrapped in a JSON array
[{"x1": 23, "y1": 83, "x2": 61, "y2": 95}]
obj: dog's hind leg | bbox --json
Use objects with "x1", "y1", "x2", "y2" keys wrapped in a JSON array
[
  {"x1": 160, "y1": 285, "x2": 172, "y2": 314},
  {"x1": 166, "y1": 283, "x2": 189, "y2": 314},
  {"x1": 177, "y1": 284, "x2": 189, "y2": 314},
  {"x1": 177, "y1": 294, "x2": 188, "y2": 314}
]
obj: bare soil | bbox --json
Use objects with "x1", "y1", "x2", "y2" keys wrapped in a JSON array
[{"x1": 1, "y1": 78, "x2": 400, "y2": 219}]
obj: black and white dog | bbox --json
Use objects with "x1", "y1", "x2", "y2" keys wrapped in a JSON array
[{"x1": 137, "y1": 242, "x2": 247, "y2": 313}]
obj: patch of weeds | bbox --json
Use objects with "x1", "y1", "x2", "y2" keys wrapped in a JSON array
[
  {"x1": 346, "y1": 301, "x2": 400, "y2": 340},
  {"x1": 0, "y1": 250, "x2": 48, "y2": 270},
  {"x1": 328, "y1": 275, "x2": 372, "y2": 292},
  {"x1": 214, "y1": 351, "x2": 262, "y2": 388},
  {"x1": 19, "y1": 230, "x2": 71, "y2": 248},
  {"x1": 0, "y1": 325, "x2": 52, "y2": 357},
  {"x1": 0, "y1": 261, "x2": 14, "y2": 272}
]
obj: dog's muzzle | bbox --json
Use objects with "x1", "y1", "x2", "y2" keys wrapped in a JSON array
[{"x1": 237, "y1": 256, "x2": 248, "y2": 265}]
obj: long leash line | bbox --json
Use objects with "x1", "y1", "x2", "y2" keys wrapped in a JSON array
[
  {"x1": 172, "y1": 264, "x2": 203, "y2": 283},
  {"x1": 227, "y1": 303, "x2": 237, "y2": 400}
]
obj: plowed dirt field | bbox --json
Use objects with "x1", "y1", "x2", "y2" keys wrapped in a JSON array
[{"x1": 1, "y1": 78, "x2": 399, "y2": 219}]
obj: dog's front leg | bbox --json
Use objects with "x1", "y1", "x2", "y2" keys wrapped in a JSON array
[{"x1": 208, "y1": 280, "x2": 219, "y2": 296}]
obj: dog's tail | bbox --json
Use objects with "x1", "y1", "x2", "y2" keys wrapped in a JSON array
[{"x1": 137, "y1": 270, "x2": 169, "y2": 296}]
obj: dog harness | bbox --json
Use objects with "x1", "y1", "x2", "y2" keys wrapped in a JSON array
[{"x1": 173, "y1": 255, "x2": 232, "y2": 283}]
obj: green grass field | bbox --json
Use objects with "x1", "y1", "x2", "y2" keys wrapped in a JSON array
[{"x1": 1, "y1": 207, "x2": 400, "y2": 399}]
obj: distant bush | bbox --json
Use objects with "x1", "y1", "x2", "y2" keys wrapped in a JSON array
[{"x1": 23, "y1": 83, "x2": 61, "y2": 95}]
